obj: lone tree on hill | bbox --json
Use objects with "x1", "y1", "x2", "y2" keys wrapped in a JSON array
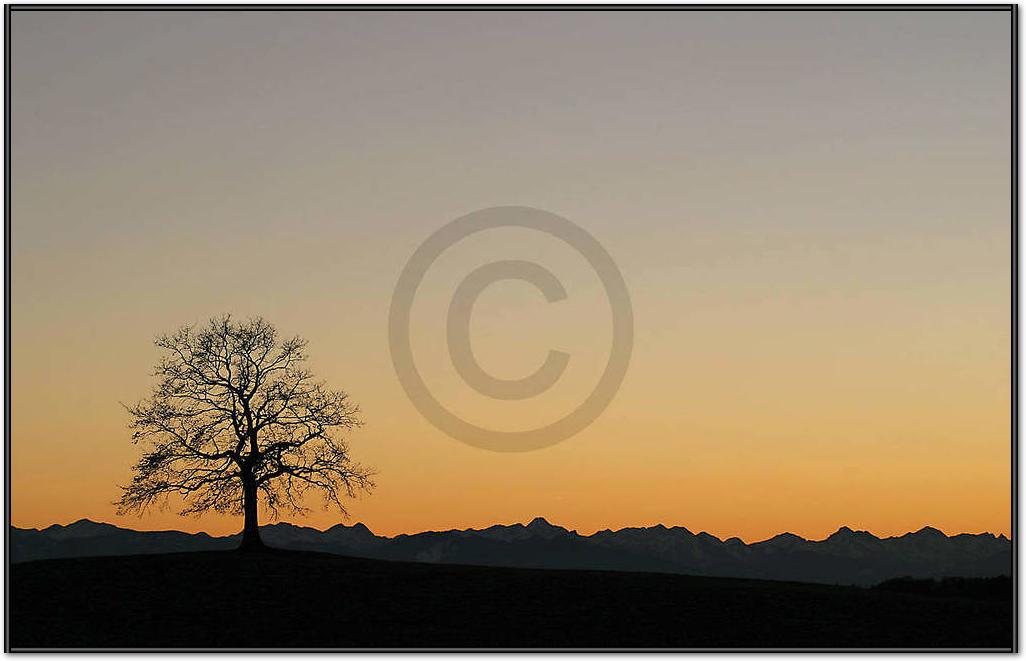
[{"x1": 117, "y1": 315, "x2": 374, "y2": 550}]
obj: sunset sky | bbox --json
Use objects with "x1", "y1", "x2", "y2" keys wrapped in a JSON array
[{"x1": 11, "y1": 9, "x2": 1011, "y2": 542}]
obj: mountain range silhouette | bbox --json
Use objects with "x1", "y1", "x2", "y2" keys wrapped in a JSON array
[{"x1": 11, "y1": 517, "x2": 1010, "y2": 586}]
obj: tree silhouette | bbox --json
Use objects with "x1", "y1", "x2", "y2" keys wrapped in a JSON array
[{"x1": 117, "y1": 315, "x2": 374, "y2": 550}]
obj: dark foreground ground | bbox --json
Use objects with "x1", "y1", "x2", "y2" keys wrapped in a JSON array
[{"x1": 10, "y1": 549, "x2": 1013, "y2": 649}]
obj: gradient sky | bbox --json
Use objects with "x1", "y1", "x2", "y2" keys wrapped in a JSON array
[{"x1": 11, "y1": 9, "x2": 1012, "y2": 542}]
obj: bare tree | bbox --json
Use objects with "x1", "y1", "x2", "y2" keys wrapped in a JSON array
[{"x1": 117, "y1": 315, "x2": 374, "y2": 550}]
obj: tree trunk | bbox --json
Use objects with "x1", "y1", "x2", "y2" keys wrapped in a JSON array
[{"x1": 239, "y1": 475, "x2": 264, "y2": 551}]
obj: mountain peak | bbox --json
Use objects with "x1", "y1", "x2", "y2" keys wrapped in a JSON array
[
  {"x1": 521, "y1": 517, "x2": 571, "y2": 539},
  {"x1": 63, "y1": 518, "x2": 110, "y2": 529},
  {"x1": 65, "y1": 518, "x2": 107, "y2": 529},
  {"x1": 826, "y1": 526, "x2": 878, "y2": 541},
  {"x1": 265, "y1": 521, "x2": 305, "y2": 531},
  {"x1": 913, "y1": 526, "x2": 946, "y2": 539},
  {"x1": 326, "y1": 521, "x2": 372, "y2": 533},
  {"x1": 41, "y1": 519, "x2": 119, "y2": 540},
  {"x1": 756, "y1": 532, "x2": 805, "y2": 548}
]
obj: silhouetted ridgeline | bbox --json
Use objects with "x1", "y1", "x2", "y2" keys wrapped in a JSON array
[{"x1": 11, "y1": 517, "x2": 1010, "y2": 586}]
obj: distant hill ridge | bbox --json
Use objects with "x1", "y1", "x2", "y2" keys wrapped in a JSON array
[{"x1": 11, "y1": 517, "x2": 1010, "y2": 586}]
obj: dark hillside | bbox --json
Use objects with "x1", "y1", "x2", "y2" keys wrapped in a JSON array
[{"x1": 10, "y1": 550, "x2": 1011, "y2": 649}]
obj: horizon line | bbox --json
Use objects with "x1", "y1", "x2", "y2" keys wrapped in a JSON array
[{"x1": 13, "y1": 516, "x2": 1012, "y2": 545}]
